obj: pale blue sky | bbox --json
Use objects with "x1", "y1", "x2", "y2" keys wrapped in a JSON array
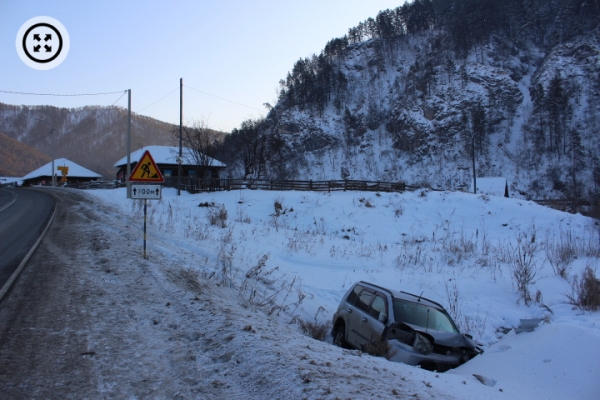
[{"x1": 1, "y1": 1, "x2": 405, "y2": 132}]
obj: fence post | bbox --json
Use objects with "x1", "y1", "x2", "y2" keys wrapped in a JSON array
[
  {"x1": 328, "y1": 181, "x2": 331, "y2": 193},
  {"x1": 310, "y1": 180, "x2": 312, "y2": 191},
  {"x1": 344, "y1": 180, "x2": 347, "y2": 191}
]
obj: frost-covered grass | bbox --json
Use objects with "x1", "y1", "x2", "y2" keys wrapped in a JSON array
[
  {"x1": 97, "y1": 187, "x2": 600, "y2": 346},
  {"x1": 88, "y1": 186, "x2": 600, "y2": 399}
]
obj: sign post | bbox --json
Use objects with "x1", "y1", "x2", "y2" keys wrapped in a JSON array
[
  {"x1": 128, "y1": 151, "x2": 164, "y2": 259},
  {"x1": 57, "y1": 165, "x2": 69, "y2": 184}
]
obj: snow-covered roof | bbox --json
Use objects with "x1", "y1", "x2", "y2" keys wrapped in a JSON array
[
  {"x1": 470, "y1": 177, "x2": 508, "y2": 197},
  {"x1": 113, "y1": 146, "x2": 226, "y2": 168},
  {"x1": 0, "y1": 177, "x2": 22, "y2": 184},
  {"x1": 22, "y1": 158, "x2": 103, "y2": 180}
]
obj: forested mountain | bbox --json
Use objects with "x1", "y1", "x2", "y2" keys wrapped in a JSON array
[
  {"x1": 0, "y1": 103, "x2": 175, "y2": 178},
  {"x1": 216, "y1": 0, "x2": 600, "y2": 201},
  {"x1": 0, "y1": 131, "x2": 51, "y2": 176}
]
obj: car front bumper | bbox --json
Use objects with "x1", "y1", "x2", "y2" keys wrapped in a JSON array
[{"x1": 387, "y1": 339, "x2": 464, "y2": 371}]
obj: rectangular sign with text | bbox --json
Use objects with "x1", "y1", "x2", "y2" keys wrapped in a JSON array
[{"x1": 131, "y1": 184, "x2": 162, "y2": 200}]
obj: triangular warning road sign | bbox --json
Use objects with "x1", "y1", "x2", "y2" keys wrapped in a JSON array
[{"x1": 129, "y1": 150, "x2": 165, "y2": 182}]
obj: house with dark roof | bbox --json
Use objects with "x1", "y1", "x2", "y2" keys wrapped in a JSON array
[{"x1": 113, "y1": 146, "x2": 227, "y2": 191}]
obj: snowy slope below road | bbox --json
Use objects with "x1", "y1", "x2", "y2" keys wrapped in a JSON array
[
  {"x1": 1, "y1": 188, "x2": 489, "y2": 399},
  {"x1": 82, "y1": 187, "x2": 600, "y2": 399}
]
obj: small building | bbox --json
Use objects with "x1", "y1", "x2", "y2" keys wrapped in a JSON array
[
  {"x1": 471, "y1": 177, "x2": 509, "y2": 198},
  {"x1": 21, "y1": 158, "x2": 103, "y2": 186},
  {"x1": 113, "y1": 146, "x2": 226, "y2": 189},
  {"x1": 0, "y1": 177, "x2": 22, "y2": 187}
]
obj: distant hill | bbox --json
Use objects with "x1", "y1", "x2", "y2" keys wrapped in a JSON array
[
  {"x1": 0, "y1": 103, "x2": 177, "y2": 178},
  {"x1": 0, "y1": 131, "x2": 51, "y2": 176}
]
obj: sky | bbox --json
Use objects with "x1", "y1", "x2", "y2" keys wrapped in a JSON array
[{"x1": 0, "y1": 0, "x2": 405, "y2": 133}]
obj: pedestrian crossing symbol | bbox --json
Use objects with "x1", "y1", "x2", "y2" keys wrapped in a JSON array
[{"x1": 129, "y1": 150, "x2": 164, "y2": 182}]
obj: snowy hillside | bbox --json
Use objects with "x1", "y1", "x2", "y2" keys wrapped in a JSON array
[
  {"x1": 87, "y1": 186, "x2": 600, "y2": 399},
  {"x1": 218, "y1": 1, "x2": 600, "y2": 206},
  {"x1": 272, "y1": 30, "x2": 599, "y2": 200}
]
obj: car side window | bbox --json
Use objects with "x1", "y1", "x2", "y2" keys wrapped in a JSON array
[
  {"x1": 369, "y1": 294, "x2": 387, "y2": 320},
  {"x1": 355, "y1": 289, "x2": 374, "y2": 313},
  {"x1": 346, "y1": 285, "x2": 362, "y2": 306}
]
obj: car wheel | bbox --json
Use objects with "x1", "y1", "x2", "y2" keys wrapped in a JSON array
[{"x1": 332, "y1": 323, "x2": 348, "y2": 348}]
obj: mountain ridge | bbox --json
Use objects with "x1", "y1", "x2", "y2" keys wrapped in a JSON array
[
  {"x1": 0, "y1": 131, "x2": 51, "y2": 176},
  {"x1": 215, "y1": 0, "x2": 600, "y2": 202},
  {"x1": 0, "y1": 103, "x2": 175, "y2": 178}
]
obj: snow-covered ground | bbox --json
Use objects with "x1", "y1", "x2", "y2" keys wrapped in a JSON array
[{"x1": 88, "y1": 187, "x2": 600, "y2": 399}]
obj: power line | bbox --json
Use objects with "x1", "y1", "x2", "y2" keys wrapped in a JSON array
[
  {"x1": 0, "y1": 89, "x2": 126, "y2": 96},
  {"x1": 20, "y1": 91, "x2": 127, "y2": 147},
  {"x1": 2, "y1": 86, "x2": 265, "y2": 113},
  {"x1": 184, "y1": 84, "x2": 263, "y2": 112},
  {"x1": 62, "y1": 91, "x2": 128, "y2": 136},
  {"x1": 136, "y1": 88, "x2": 179, "y2": 113}
]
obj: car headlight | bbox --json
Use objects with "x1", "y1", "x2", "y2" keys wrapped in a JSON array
[{"x1": 413, "y1": 332, "x2": 433, "y2": 355}]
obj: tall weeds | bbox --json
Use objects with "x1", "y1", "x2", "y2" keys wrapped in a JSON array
[
  {"x1": 509, "y1": 230, "x2": 538, "y2": 305},
  {"x1": 569, "y1": 267, "x2": 600, "y2": 311}
]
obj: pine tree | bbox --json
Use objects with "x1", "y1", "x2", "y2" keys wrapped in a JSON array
[
  {"x1": 529, "y1": 83, "x2": 546, "y2": 150},
  {"x1": 545, "y1": 74, "x2": 568, "y2": 155}
]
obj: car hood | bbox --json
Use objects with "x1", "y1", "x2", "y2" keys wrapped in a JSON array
[{"x1": 402, "y1": 323, "x2": 476, "y2": 349}]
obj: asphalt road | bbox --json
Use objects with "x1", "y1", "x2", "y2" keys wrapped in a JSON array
[{"x1": 0, "y1": 187, "x2": 54, "y2": 293}]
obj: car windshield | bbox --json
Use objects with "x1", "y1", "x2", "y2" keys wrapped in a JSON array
[{"x1": 392, "y1": 299, "x2": 458, "y2": 333}]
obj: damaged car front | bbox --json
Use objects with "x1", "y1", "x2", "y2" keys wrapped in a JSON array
[
  {"x1": 385, "y1": 297, "x2": 483, "y2": 372},
  {"x1": 332, "y1": 282, "x2": 483, "y2": 372}
]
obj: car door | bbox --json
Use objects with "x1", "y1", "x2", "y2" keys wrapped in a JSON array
[
  {"x1": 355, "y1": 292, "x2": 388, "y2": 350},
  {"x1": 345, "y1": 286, "x2": 374, "y2": 348}
]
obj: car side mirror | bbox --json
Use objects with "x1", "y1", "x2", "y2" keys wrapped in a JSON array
[{"x1": 378, "y1": 313, "x2": 387, "y2": 323}]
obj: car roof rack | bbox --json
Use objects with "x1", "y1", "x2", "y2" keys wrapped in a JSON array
[
  {"x1": 358, "y1": 281, "x2": 446, "y2": 309},
  {"x1": 400, "y1": 291, "x2": 446, "y2": 309},
  {"x1": 358, "y1": 280, "x2": 394, "y2": 296}
]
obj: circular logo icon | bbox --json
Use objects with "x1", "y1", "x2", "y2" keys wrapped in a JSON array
[{"x1": 16, "y1": 16, "x2": 70, "y2": 70}]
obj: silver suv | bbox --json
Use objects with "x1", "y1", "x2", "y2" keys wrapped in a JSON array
[{"x1": 331, "y1": 281, "x2": 482, "y2": 372}]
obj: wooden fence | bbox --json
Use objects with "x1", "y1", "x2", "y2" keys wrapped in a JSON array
[
  {"x1": 66, "y1": 177, "x2": 598, "y2": 218},
  {"x1": 163, "y1": 177, "x2": 408, "y2": 194},
  {"x1": 0, "y1": 182, "x2": 17, "y2": 188},
  {"x1": 533, "y1": 198, "x2": 598, "y2": 217},
  {"x1": 65, "y1": 181, "x2": 117, "y2": 189}
]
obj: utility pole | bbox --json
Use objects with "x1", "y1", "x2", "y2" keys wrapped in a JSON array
[
  {"x1": 51, "y1": 128, "x2": 56, "y2": 186},
  {"x1": 127, "y1": 89, "x2": 132, "y2": 198},
  {"x1": 472, "y1": 133, "x2": 477, "y2": 194},
  {"x1": 178, "y1": 78, "x2": 183, "y2": 196},
  {"x1": 34, "y1": 117, "x2": 56, "y2": 186}
]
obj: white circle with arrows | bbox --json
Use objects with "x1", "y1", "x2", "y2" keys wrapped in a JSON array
[{"x1": 16, "y1": 16, "x2": 70, "y2": 70}]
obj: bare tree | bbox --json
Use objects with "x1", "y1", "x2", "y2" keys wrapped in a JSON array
[
  {"x1": 171, "y1": 119, "x2": 222, "y2": 167},
  {"x1": 223, "y1": 118, "x2": 267, "y2": 179}
]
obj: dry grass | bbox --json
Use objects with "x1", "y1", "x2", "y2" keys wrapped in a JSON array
[
  {"x1": 207, "y1": 205, "x2": 228, "y2": 228},
  {"x1": 363, "y1": 340, "x2": 398, "y2": 360},
  {"x1": 569, "y1": 267, "x2": 600, "y2": 311},
  {"x1": 510, "y1": 231, "x2": 538, "y2": 305},
  {"x1": 294, "y1": 317, "x2": 331, "y2": 341}
]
